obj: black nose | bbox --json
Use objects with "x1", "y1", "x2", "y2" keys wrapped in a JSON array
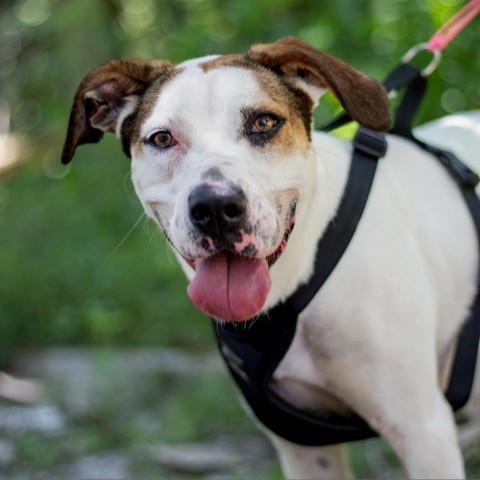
[{"x1": 188, "y1": 183, "x2": 248, "y2": 237}]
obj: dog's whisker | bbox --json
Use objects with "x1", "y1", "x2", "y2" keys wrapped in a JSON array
[
  {"x1": 141, "y1": 216, "x2": 180, "y2": 265},
  {"x1": 110, "y1": 213, "x2": 146, "y2": 254},
  {"x1": 144, "y1": 218, "x2": 160, "y2": 244},
  {"x1": 164, "y1": 240, "x2": 176, "y2": 264},
  {"x1": 310, "y1": 145, "x2": 345, "y2": 161},
  {"x1": 141, "y1": 215, "x2": 151, "y2": 233},
  {"x1": 123, "y1": 171, "x2": 132, "y2": 195}
]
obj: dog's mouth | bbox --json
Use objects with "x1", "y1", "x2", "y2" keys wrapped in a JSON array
[
  {"x1": 185, "y1": 209, "x2": 296, "y2": 322},
  {"x1": 265, "y1": 212, "x2": 296, "y2": 267}
]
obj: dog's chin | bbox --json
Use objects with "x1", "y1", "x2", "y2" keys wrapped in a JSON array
[{"x1": 184, "y1": 215, "x2": 296, "y2": 323}]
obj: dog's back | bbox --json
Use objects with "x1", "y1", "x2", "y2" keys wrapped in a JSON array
[{"x1": 416, "y1": 111, "x2": 480, "y2": 178}]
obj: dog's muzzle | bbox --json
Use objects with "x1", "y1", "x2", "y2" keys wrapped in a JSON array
[
  {"x1": 184, "y1": 182, "x2": 271, "y2": 322},
  {"x1": 181, "y1": 182, "x2": 296, "y2": 323}
]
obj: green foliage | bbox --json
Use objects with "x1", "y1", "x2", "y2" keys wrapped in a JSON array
[
  {"x1": 0, "y1": 0, "x2": 479, "y2": 363},
  {"x1": 0, "y1": 139, "x2": 210, "y2": 364}
]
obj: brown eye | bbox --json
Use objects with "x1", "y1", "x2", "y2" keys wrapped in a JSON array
[
  {"x1": 251, "y1": 114, "x2": 278, "y2": 134},
  {"x1": 247, "y1": 112, "x2": 284, "y2": 146},
  {"x1": 149, "y1": 130, "x2": 176, "y2": 149}
]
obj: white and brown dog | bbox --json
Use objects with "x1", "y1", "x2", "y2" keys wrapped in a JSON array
[{"x1": 62, "y1": 37, "x2": 480, "y2": 479}]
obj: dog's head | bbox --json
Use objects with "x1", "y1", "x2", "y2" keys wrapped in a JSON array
[{"x1": 62, "y1": 37, "x2": 390, "y2": 322}]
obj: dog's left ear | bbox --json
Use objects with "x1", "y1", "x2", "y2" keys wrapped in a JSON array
[{"x1": 248, "y1": 36, "x2": 390, "y2": 131}]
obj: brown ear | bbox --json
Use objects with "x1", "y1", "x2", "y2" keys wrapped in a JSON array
[
  {"x1": 61, "y1": 59, "x2": 172, "y2": 164},
  {"x1": 248, "y1": 36, "x2": 390, "y2": 131}
]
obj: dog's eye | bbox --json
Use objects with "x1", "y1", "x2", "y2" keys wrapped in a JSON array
[
  {"x1": 251, "y1": 114, "x2": 278, "y2": 134},
  {"x1": 247, "y1": 113, "x2": 284, "y2": 147},
  {"x1": 149, "y1": 130, "x2": 176, "y2": 149}
]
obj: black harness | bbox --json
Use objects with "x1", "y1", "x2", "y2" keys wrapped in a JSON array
[{"x1": 212, "y1": 63, "x2": 480, "y2": 446}]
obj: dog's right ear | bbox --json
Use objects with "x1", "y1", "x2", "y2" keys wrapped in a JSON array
[{"x1": 61, "y1": 59, "x2": 172, "y2": 164}]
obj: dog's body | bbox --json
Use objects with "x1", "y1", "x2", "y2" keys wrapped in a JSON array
[{"x1": 62, "y1": 38, "x2": 480, "y2": 479}]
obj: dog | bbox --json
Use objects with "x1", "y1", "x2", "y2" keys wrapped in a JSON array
[{"x1": 61, "y1": 37, "x2": 480, "y2": 479}]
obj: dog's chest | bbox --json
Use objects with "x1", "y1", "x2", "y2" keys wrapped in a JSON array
[{"x1": 271, "y1": 315, "x2": 353, "y2": 416}]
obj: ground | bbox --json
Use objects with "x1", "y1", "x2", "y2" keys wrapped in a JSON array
[{"x1": 1, "y1": 347, "x2": 479, "y2": 479}]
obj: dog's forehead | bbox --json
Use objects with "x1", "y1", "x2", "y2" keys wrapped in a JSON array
[{"x1": 140, "y1": 57, "x2": 273, "y2": 136}]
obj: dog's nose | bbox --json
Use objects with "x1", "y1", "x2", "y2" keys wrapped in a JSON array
[{"x1": 188, "y1": 184, "x2": 247, "y2": 236}]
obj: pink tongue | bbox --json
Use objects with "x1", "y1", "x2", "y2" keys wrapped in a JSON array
[{"x1": 187, "y1": 253, "x2": 271, "y2": 322}]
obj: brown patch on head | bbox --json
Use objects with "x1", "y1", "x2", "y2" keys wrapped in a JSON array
[
  {"x1": 120, "y1": 67, "x2": 183, "y2": 157},
  {"x1": 199, "y1": 54, "x2": 248, "y2": 72},
  {"x1": 61, "y1": 59, "x2": 175, "y2": 164},
  {"x1": 249, "y1": 69, "x2": 314, "y2": 146},
  {"x1": 247, "y1": 36, "x2": 391, "y2": 131},
  {"x1": 200, "y1": 53, "x2": 314, "y2": 149}
]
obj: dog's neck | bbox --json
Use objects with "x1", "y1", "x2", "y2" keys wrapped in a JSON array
[{"x1": 264, "y1": 132, "x2": 351, "y2": 310}]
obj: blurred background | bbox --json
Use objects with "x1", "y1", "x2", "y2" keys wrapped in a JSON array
[{"x1": 0, "y1": 0, "x2": 479, "y2": 478}]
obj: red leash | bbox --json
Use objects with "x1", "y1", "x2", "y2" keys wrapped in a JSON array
[
  {"x1": 428, "y1": 0, "x2": 480, "y2": 52},
  {"x1": 402, "y1": 0, "x2": 480, "y2": 76}
]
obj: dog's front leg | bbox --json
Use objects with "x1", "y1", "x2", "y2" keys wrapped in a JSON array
[
  {"x1": 374, "y1": 391, "x2": 464, "y2": 480},
  {"x1": 307, "y1": 340, "x2": 465, "y2": 479},
  {"x1": 266, "y1": 432, "x2": 353, "y2": 480}
]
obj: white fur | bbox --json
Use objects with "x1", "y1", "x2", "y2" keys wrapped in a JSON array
[
  {"x1": 115, "y1": 96, "x2": 138, "y2": 139},
  {"x1": 133, "y1": 64, "x2": 307, "y2": 265},
  {"x1": 271, "y1": 123, "x2": 478, "y2": 479},
  {"x1": 128, "y1": 58, "x2": 480, "y2": 479}
]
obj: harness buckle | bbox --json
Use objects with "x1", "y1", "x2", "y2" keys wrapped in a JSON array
[
  {"x1": 402, "y1": 43, "x2": 442, "y2": 77},
  {"x1": 437, "y1": 150, "x2": 480, "y2": 187},
  {"x1": 353, "y1": 128, "x2": 388, "y2": 159},
  {"x1": 219, "y1": 341, "x2": 251, "y2": 384}
]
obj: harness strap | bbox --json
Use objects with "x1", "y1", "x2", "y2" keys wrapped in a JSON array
[
  {"x1": 285, "y1": 128, "x2": 387, "y2": 314},
  {"x1": 391, "y1": 72, "x2": 427, "y2": 137},
  {"x1": 445, "y1": 185, "x2": 480, "y2": 410},
  {"x1": 215, "y1": 128, "x2": 386, "y2": 446}
]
